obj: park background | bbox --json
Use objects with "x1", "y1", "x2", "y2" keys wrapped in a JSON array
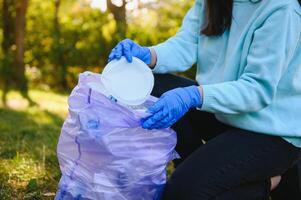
[{"x1": 0, "y1": 0, "x2": 195, "y2": 199}]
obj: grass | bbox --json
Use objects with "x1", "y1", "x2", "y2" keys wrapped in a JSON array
[{"x1": 0, "y1": 90, "x2": 68, "y2": 199}]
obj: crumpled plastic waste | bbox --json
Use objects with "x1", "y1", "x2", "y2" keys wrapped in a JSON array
[{"x1": 55, "y1": 72, "x2": 178, "y2": 200}]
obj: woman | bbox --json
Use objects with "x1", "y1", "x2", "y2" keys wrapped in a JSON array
[{"x1": 109, "y1": 0, "x2": 301, "y2": 199}]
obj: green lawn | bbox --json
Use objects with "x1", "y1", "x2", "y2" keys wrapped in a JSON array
[{"x1": 0, "y1": 90, "x2": 68, "y2": 199}]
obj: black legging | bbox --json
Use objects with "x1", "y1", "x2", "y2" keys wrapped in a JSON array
[{"x1": 151, "y1": 74, "x2": 301, "y2": 200}]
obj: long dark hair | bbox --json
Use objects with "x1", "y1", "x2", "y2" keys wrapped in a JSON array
[
  {"x1": 202, "y1": 0, "x2": 233, "y2": 36},
  {"x1": 202, "y1": 0, "x2": 301, "y2": 36}
]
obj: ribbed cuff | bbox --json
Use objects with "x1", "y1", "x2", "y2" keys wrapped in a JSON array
[
  {"x1": 150, "y1": 45, "x2": 168, "y2": 73},
  {"x1": 199, "y1": 84, "x2": 217, "y2": 112}
]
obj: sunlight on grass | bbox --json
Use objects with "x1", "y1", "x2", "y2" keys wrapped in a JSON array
[
  {"x1": 0, "y1": 90, "x2": 68, "y2": 118},
  {"x1": 0, "y1": 153, "x2": 45, "y2": 188},
  {"x1": 0, "y1": 90, "x2": 68, "y2": 199},
  {"x1": 30, "y1": 90, "x2": 68, "y2": 118}
]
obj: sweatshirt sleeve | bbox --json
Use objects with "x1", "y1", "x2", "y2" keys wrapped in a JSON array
[
  {"x1": 201, "y1": 6, "x2": 300, "y2": 114},
  {"x1": 152, "y1": 0, "x2": 203, "y2": 74}
]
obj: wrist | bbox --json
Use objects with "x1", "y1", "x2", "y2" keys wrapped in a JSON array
[
  {"x1": 186, "y1": 85, "x2": 203, "y2": 108},
  {"x1": 148, "y1": 48, "x2": 157, "y2": 69},
  {"x1": 198, "y1": 85, "x2": 204, "y2": 108}
]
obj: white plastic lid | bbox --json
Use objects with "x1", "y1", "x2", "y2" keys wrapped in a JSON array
[{"x1": 101, "y1": 57, "x2": 154, "y2": 106}]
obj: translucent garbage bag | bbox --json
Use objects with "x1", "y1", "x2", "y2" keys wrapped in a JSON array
[{"x1": 55, "y1": 72, "x2": 178, "y2": 200}]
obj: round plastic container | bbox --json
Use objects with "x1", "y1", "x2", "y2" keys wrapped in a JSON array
[{"x1": 101, "y1": 57, "x2": 154, "y2": 106}]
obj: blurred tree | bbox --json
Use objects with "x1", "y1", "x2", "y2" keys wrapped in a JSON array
[
  {"x1": 1, "y1": 0, "x2": 194, "y2": 94},
  {"x1": 14, "y1": 0, "x2": 31, "y2": 100},
  {"x1": 106, "y1": 0, "x2": 127, "y2": 40},
  {"x1": 25, "y1": 0, "x2": 57, "y2": 88},
  {"x1": 1, "y1": 0, "x2": 34, "y2": 105},
  {"x1": 25, "y1": 0, "x2": 111, "y2": 90},
  {"x1": 53, "y1": 0, "x2": 68, "y2": 90},
  {"x1": 1, "y1": 0, "x2": 15, "y2": 105},
  {"x1": 127, "y1": 0, "x2": 193, "y2": 44}
]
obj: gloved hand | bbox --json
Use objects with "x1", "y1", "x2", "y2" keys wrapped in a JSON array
[
  {"x1": 108, "y1": 39, "x2": 152, "y2": 65},
  {"x1": 142, "y1": 86, "x2": 203, "y2": 129}
]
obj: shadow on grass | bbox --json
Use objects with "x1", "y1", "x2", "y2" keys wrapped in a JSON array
[{"x1": 0, "y1": 107, "x2": 64, "y2": 200}]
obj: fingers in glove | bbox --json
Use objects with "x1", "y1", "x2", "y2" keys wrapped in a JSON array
[
  {"x1": 108, "y1": 52, "x2": 116, "y2": 62},
  {"x1": 114, "y1": 44, "x2": 123, "y2": 60},
  {"x1": 142, "y1": 110, "x2": 166, "y2": 129},
  {"x1": 108, "y1": 46, "x2": 118, "y2": 62},
  {"x1": 122, "y1": 42, "x2": 133, "y2": 62},
  {"x1": 142, "y1": 110, "x2": 163, "y2": 129},
  {"x1": 152, "y1": 116, "x2": 170, "y2": 129},
  {"x1": 152, "y1": 109, "x2": 174, "y2": 129},
  {"x1": 148, "y1": 98, "x2": 166, "y2": 114}
]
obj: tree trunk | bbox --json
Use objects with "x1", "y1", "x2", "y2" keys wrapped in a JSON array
[
  {"x1": 14, "y1": 0, "x2": 29, "y2": 97},
  {"x1": 1, "y1": 0, "x2": 15, "y2": 106},
  {"x1": 106, "y1": 0, "x2": 127, "y2": 40},
  {"x1": 2, "y1": 0, "x2": 15, "y2": 53},
  {"x1": 53, "y1": 0, "x2": 67, "y2": 90}
]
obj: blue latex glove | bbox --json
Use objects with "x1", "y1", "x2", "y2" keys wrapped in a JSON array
[
  {"x1": 142, "y1": 86, "x2": 203, "y2": 129},
  {"x1": 108, "y1": 39, "x2": 151, "y2": 65}
]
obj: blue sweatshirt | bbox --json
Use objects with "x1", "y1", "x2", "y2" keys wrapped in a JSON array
[{"x1": 153, "y1": 0, "x2": 301, "y2": 147}]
